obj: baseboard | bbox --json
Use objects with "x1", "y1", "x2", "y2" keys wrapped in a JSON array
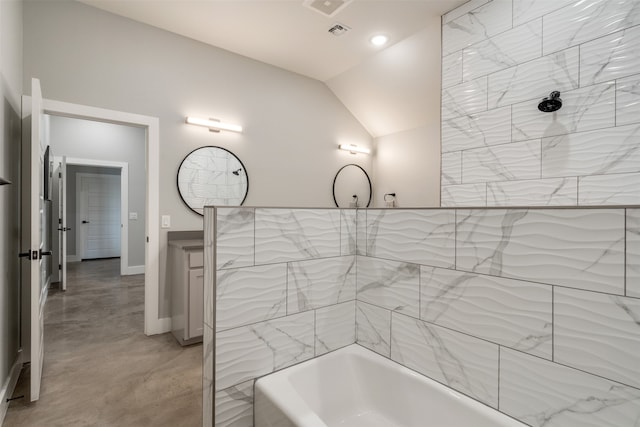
[
  {"x1": 66, "y1": 255, "x2": 81, "y2": 263},
  {"x1": 146, "y1": 316, "x2": 172, "y2": 336},
  {"x1": 0, "y1": 352, "x2": 23, "y2": 425},
  {"x1": 122, "y1": 265, "x2": 145, "y2": 276}
]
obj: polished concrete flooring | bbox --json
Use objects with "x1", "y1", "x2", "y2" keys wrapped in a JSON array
[{"x1": 5, "y1": 259, "x2": 202, "y2": 426}]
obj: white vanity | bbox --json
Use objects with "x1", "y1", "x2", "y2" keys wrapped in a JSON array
[{"x1": 169, "y1": 239, "x2": 204, "y2": 345}]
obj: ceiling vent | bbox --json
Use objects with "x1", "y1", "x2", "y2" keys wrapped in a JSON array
[
  {"x1": 328, "y1": 23, "x2": 350, "y2": 36},
  {"x1": 303, "y1": 0, "x2": 353, "y2": 17}
]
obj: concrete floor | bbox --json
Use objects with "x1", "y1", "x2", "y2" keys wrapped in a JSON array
[{"x1": 5, "y1": 259, "x2": 202, "y2": 426}]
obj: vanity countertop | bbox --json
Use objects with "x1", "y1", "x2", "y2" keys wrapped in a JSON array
[{"x1": 168, "y1": 239, "x2": 204, "y2": 250}]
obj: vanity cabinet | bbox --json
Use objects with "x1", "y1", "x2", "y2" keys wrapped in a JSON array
[{"x1": 169, "y1": 239, "x2": 204, "y2": 345}]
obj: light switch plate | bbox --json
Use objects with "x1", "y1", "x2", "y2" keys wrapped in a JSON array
[
  {"x1": 161, "y1": 215, "x2": 171, "y2": 228},
  {"x1": 129, "y1": 212, "x2": 138, "y2": 220}
]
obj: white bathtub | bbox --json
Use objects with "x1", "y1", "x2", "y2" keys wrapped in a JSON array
[{"x1": 255, "y1": 344, "x2": 525, "y2": 427}]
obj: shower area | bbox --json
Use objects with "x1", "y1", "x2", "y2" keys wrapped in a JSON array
[{"x1": 203, "y1": 1, "x2": 640, "y2": 426}]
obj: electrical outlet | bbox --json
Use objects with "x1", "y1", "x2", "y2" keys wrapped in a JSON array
[{"x1": 161, "y1": 215, "x2": 171, "y2": 228}]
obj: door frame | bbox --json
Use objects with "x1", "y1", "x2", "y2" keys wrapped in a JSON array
[{"x1": 42, "y1": 98, "x2": 164, "y2": 335}]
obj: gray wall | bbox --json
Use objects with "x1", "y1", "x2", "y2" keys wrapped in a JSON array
[
  {"x1": 23, "y1": 0, "x2": 372, "y2": 319},
  {"x1": 0, "y1": 0, "x2": 22, "y2": 406},
  {"x1": 48, "y1": 115, "x2": 146, "y2": 267}
]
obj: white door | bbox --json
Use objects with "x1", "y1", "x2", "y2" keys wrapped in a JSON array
[
  {"x1": 20, "y1": 78, "x2": 47, "y2": 402},
  {"x1": 79, "y1": 174, "x2": 121, "y2": 260},
  {"x1": 61, "y1": 157, "x2": 68, "y2": 290}
]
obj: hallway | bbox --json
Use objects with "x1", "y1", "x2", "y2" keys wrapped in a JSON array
[{"x1": 5, "y1": 259, "x2": 202, "y2": 426}]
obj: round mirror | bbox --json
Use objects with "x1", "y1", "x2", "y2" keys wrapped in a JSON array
[
  {"x1": 332, "y1": 164, "x2": 372, "y2": 208},
  {"x1": 177, "y1": 146, "x2": 248, "y2": 215}
]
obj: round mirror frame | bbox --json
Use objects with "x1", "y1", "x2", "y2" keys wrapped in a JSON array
[
  {"x1": 176, "y1": 146, "x2": 249, "y2": 216},
  {"x1": 332, "y1": 163, "x2": 372, "y2": 208}
]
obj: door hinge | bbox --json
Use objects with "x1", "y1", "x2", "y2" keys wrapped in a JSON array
[{"x1": 59, "y1": 264, "x2": 62, "y2": 270}]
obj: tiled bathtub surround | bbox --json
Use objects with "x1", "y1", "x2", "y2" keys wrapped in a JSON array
[
  {"x1": 205, "y1": 207, "x2": 640, "y2": 427},
  {"x1": 441, "y1": 0, "x2": 640, "y2": 206}
]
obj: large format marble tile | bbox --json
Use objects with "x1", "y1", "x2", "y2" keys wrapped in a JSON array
[
  {"x1": 254, "y1": 209, "x2": 340, "y2": 264},
  {"x1": 616, "y1": 73, "x2": 640, "y2": 127},
  {"x1": 356, "y1": 256, "x2": 420, "y2": 318},
  {"x1": 204, "y1": 323, "x2": 214, "y2": 427},
  {"x1": 578, "y1": 172, "x2": 640, "y2": 205},
  {"x1": 463, "y1": 19, "x2": 542, "y2": 81},
  {"x1": 366, "y1": 210, "x2": 455, "y2": 268},
  {"x1": 356, "y1": 301, "x2": 391, "y2": 357},
  {"x1": 390, "y1": 312, "x2": 499, "y2": 408},
  {"x1": 216, "y1": 263, "x2": 287, "y2": 331},
  {"x1": 512, "y1": 82, "x2": 615, "y2": 142},
  {"x1": 513, "y1": 0, "x2": 574, "y2": 27},
  {"x1": 441, "y1": 183, "x2": 486, "y2": 207},
  {"x1": 487, "y1": 177, "x2": 577, "y2": 206},
  {"x1": 554, "y1": 287, "x2": 640, "y2": 389},
  {"x1": 443, "y1": 0, "x2": 490, "y2": 24},
  {"x1": 456, "y1": 209, "x2": 625, "y2": 294},
  {"x1": 544, "y1": 0, "x2": 640, "y2": 55},
  {"x1": 420, "y1": 267, "x2": 552, "y2": 358},
  {"x1": 315, "y1": 301, "x2": 356, "y2": 356},
  {"x1": 340, "y1": 209, "x2": 357, "y2": 256},
  {"x1": 442, "y1": 151, "x2": 461, "y2": 185},
  {"x1": 215, "y1": 311, "x2": 315, "y2": 391},
  {"x1": 442, "y1": 51, "x2": 463, "y2": 89},
  {"x1": 216, "y1": 208, "x2": 255, "y2": 270},
  {"x1": 287, "y1": 256, "x2": 356, "y2": 314},
  {"x1": 500, "y1": 347, "x2": 640, "y2": 427},
  {"x1": 215, "y1": 380, "x2": 253, "y2": 427},
  {"x1": 542, "y1": 124, "x2": 640, "y2": 178},
  {"x1": 442, "y1": 0, "x2": 512, "y2": 56},
  {"x1": 442, "y1": 77, "x2": 488, "y2": 120},
  {"x1": 488, "y1": 47, "x2": 579, "y2": 108},
  {"x1": 204, "y1": 208, "x2": 216, "y2": 329},
  {"x1": 628, "y1": 209, "x2": 640, "y2": 298},
  {"x1": 356, "y1": 209, "x2": 366, "y2": 256},
  {"x1": 581, "y1": 25, "x2": 640, "y2": 86},
  {"x1": 441, "y1": 106, "x2": 511, "y2": 153},
  {"x1": 462, "y1": 140, "x2": 541, "y2": 184}
]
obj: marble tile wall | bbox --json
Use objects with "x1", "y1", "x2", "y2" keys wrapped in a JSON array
[
  {"x1": 356, "y1": 208, "x2": 640, "y2": 427},
  {"x1": 441, "y1": 0, "x2": 640, "y2": 206}
]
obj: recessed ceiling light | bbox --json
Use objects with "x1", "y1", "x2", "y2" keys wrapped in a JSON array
[{"x1": 370, "y1": 35, "x2": 388, "y2": 46}]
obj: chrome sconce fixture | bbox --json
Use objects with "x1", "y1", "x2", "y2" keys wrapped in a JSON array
[
  {"x1": 185, "y1": 116, "x2": 243, "y2": 133},
  {"x1": 338, "y1": 144, "x2": 370, "y2": 155}
]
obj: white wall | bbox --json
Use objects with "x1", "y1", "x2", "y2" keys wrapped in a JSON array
[
  {"x1": 0, "y1": 0, "x2": 22, "y2": 414},
  {"x1": 48, "y1": 116, "x2": 146, "y2": 267},
  {"x1": 23, "y1": 0, "x2": 372, "y2": 318}
]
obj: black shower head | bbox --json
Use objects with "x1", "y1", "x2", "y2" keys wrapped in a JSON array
[
  {"x1": 232, "y1": 168, "x2": 242, "y2": 176},
  {"x1": 538, "y1": 91, "x2": 562, "y2": 112}
]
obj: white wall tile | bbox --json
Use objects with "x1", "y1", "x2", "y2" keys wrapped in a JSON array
[
  {"x1": 487, "y1": 177, "x2": 577, "y2": 206},
  {"x1": 544, "y1": 0, "x2": 640, "y2": 55},
  {"x1": 390, "y1": 312, "x2": 499, "y2": 408},
  {"x1": 542, "y1": 124, "x2": 640, "y2": 178},
  {"x1": 442, "y1": 106, "x2": 512, "y2": 152},
  {"x1": 216, "y1": 208, "x2": 255, "y2": 270},
  {"x1": 578, "y1": 173, "x2": 640, "y2": 205},
  {"x1": 500, "y1": 347, "x2": 640, "y2": 427},
  {"x1": 255, "y1": 209, "x2": 340, "y2": 264},
  {"x1": 340, "y1": 209, "x2": 357, "y2": 256},
  {"x1": 421, "y1": 267, "x2": 552, "y2": 358},
  {"x1": 442, "y1": 52, "x2": 463, "y2": 89},
  {"x1": 512, "y1": 82, "x2": 615, "y2": 142},
  {"x1": 513, "y1": 0, "x2": 574, "y2": 27},
  {"x1": 315, "y1": 301, "x2": 356, "y2": 356},
  {"x1": 628, "y1": 209, "x2": 640, "y2": 298},
  {"x1": 442, "y1": 151, "x2": 462, "y2": 185},
  {"x1": 217, "y1": 264, "x2": 287, "y2": 331},
  {"x1": 441, "y1": 183, "x2": 486, "y2": 207},
  {"x1": 442, "y1": 77, "x2": 488, "y2": 120},
  {"x1": 463, "y1": 19, "x2": 542, "y2": 81},
  {"x1": 555, "y1": 288, "x2": 640, "y2": 389},
  {"x1": 581, "y1": 25, "x2": 640, "y2": 86},
  {"x1": 443, "y1": 0, "x2": 490, "y2": 24},
  {"x1": 215, "y1": 380, "x2": 253, "y2": 427},
  {"x1": 356, "y1": 256, "x2": 420, "y2": 318},
  {"x1": 203, "y1": 323, "x2": 214, "y2": 427},
  {"x1": 462, "y1": 140, "x2": 540, "y2": 184},
  {"x1": 616, "y1": 73, "x2": 640, "y2": 126},
  {"x1": 215, "y1": 311, "x2": 315, "y2": 391},
  {"x1": 366, "y1": 210, "x2": 456, "y2": 268},
  {"x1": 356, "y1": 209, "x2": 366, "y2": 256},
  {"x1": 442, "y1": 0, "x2": 512, "y2": 56},
  {"x1": 456, "y1": 209, "x2": 625, "y2": 294},
  {"x1": 287, "y1": 256, "x2": 356, "y2": 314},
  {"x1": 356, "y1": 301, "x2": 391, "y2": 357},
  {"x1": 488, "y1": 47, "x2": 579, "y2": 108}
]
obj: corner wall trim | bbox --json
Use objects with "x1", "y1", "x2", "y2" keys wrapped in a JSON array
[
  {"x1": 146, "y1": 316, "x2": 172, "y2": 336},
  {"x1": 123, "y1": 265, "x2": 145, "y2": 275},
  {"x1": 0, "y1": 353, "x2": 23, "y2": 425}
]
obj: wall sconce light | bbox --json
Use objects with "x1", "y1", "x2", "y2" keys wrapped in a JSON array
[
  {"x1": 186, "y1": 116, "x2": 243, "y2": 133},
  {"x1": 338, "y1": 144, "x2": 370, "y2": 155}
]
